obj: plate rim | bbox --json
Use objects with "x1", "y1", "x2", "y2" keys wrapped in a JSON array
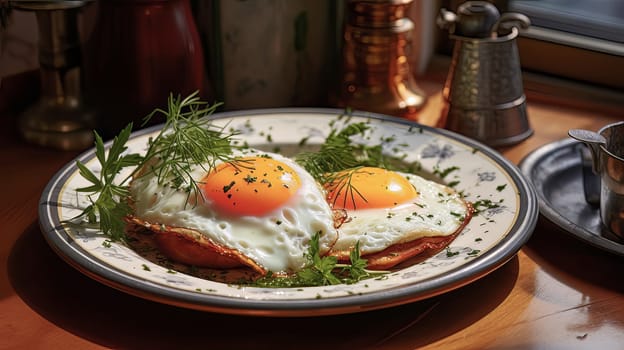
[
  {"x1": 39, "y1": 107, "x2": 538, "y2": 316},
  {"x1": 519, "y1": 137, "x2": 624, "y2": 257}
]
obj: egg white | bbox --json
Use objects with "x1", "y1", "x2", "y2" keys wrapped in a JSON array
[
  {"x1": 129, "y1": 150, "x2": 337, "y2": 273},
  {"x1": 331, "y1": 171, "x2": 469, "y2": 255}
]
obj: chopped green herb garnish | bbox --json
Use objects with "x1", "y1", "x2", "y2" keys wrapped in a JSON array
[
  {"x1": 250, "y1": 233, "x2": 385, "y2": 287},
  {"x1": 434, "y1": 165, "x2": 460, "y2": 179},
  {"x1": 447, "y1": 180, "x2": 460, "y2": 188},
  {"x1": 467, "y1": 249, "x2": 480, "y2": 256},
  {"x1": 223, "y1": 181, "x2": 236, "y2": 193},
  {"x1": 473, "y1": 199, "x2": 500, "y2": 214},
  {"x1": 445, "y1": 247, "x2": 459, "y2": 257}
]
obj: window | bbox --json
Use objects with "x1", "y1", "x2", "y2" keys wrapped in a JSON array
[
  {"x1": 509, "y1": 0, "x2": 624, "y2": 90},
  {"x1": 510, "y1": 0, "x2": 624, "y2": 44}
]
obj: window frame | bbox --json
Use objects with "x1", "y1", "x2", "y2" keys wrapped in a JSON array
[{"x1": 437, "y1": 0, "x2": 624, "y2": 103}]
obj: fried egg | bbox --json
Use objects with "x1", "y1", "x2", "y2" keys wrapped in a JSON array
[
  {"x1": 324, "y1": 167, "x2": 471, "y2": 265},
  {"x1": 129, "y1": 150, "x2": 337, "y2": 274}
]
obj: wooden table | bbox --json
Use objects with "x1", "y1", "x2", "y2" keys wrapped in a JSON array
[{"x1": 1, "y1": 70, "x2": 623, "y2": 349}]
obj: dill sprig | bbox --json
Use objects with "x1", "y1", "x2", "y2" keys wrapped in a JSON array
[
  {"x1": 295, "y1": 114, "x2": 395, "y2": 209},
  {"x1": 71, "y1": 91, "x2": 238, "y2": 241},
  {"x1": 296, "y1": 119, "x2": 378, "y2": 182},
  {"x1": 137, "y1": 92, "x2": 238, "y2": 197},
  {"x1": 325, "y1": 167, "x2": 368, "y2": 209}
]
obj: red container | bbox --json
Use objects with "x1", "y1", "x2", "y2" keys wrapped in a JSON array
[{"x1": 83, "y1": 0, "x2": 210, "y2": 136}]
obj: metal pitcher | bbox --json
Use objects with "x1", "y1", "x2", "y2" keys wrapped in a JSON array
[{"x1": 438, "y1": 1, "x2": 532, "y2": 147}]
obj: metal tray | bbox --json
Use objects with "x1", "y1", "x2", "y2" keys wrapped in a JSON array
[{"x1": 520, "y1": 138, "x2": 624, "y2": 257}]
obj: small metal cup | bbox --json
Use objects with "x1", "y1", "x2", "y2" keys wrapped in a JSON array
[
  {"x1": 597, "y1": 122, "x2": 624, "y2": 238},
  {"x1": 570, "y1": 122, "x2": 624, "y2": 239}
]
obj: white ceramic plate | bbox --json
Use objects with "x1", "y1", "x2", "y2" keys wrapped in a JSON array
[{"x1": 39, "y1": 109, "x2": 537, "y2": 316}]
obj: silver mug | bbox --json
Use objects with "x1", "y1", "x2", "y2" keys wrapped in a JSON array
[{"x1": 570, "y1": 121, "x2": 624, "y2": 239}]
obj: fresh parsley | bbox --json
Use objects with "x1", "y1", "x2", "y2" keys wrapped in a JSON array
[
  {"x1": 251, "y1": 233, "x2": 384, "y2": 288},
  {"x1": 72, "y1": 123, "x2": 142, "y2": 240}
]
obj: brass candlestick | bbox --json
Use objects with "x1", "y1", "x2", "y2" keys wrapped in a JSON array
[
  {"x1": 336, "y1": 0, "x2": 426, "y2": 121},
  {"x1": 13, "y1": 1, "x2": 94, "y2": 151}
]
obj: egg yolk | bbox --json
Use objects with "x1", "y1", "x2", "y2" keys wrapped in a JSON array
[
  {"x1": 325, "y1": 167, "x2": 418, "y2": 210},
  {"x1": 200, "y1": 157, "x2": 301, "y2": 216}
]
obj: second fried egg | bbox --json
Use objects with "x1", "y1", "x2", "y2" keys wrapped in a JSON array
[{"x1": 324, "y1": 167, "x2": 470, "y2": 258}]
